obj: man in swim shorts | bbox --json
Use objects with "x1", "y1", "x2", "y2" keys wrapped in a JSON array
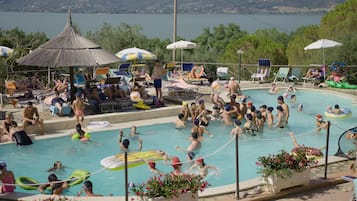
[
  {"x1": 72, "y1": 92, "x2": 85, "y2": 125},
  {"x1": 274, "y1": 106, "x2": 286, "y2": 128},
  {"x1": 277, "y1": 96, "x2": 289, "y2": 124},
  {"x1": 151, "y1": 60, "x2": 166, "y2": 101},
  {"x1": 22, "y1": 101, "x2": 45, "y2": 135}
]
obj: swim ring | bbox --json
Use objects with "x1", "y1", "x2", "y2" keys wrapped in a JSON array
[
  {"x1": 72, "y1": 133, "x2": 91, "y2": 141},
  {"x1": 16, "y1": 169, "x2": 90, "y2": 191},
  {"x1": 87, "y1": 121, "x2": 110, "y2": 129},
  {"x1": 16, "y1": 176, "x2": 40, "y2": 190},
  {"x1": 133, "y1": 100, "x2": 150, "y2": 110},
  {"x1": 324, "y1": 108, "x2": 352, "y2": 119},
  {"x1": 326, "y1": 81, "x2": 357, "y2": 89},
  {"x1": 101, "y1": 150, "x2": 164, "y2": 170}
]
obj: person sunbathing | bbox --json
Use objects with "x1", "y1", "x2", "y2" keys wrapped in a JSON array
[
  {"x1": 289, "y1": 132, "x2": 323, "y2": 158},
  {"x1": 190, "y1": 65, "x2": 205, "y2": 79}
]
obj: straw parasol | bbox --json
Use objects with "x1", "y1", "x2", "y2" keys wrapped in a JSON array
[{"x1": 17, "y1": 8, "x2": 119, "y2": 100}]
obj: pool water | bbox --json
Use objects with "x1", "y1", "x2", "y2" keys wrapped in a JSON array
[{"x1": 1, "y1": 89, "x2": 356, "y2": 196}]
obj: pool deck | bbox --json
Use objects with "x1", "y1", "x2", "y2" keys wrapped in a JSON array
[{"x1": 1, "y1": 81, "x2": 357, "y2": 201}]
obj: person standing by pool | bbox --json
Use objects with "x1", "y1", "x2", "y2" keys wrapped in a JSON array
[
  {"x1": 22, "y1": 101, "x2": 45, "y2": 135},
  {"x1": 152, "y1": 59, "x2": 166, "y2": 102},
  {"x1": 0, "y1": 161, "x2": 16, "y2": 194},
  {"x1": 72, "y1": 92, "x2": 85, "y2": 126},
  {"x1": 77, "y1": 180, "x2": 103, "y2": 197},
  {"x1": 277, "y1": 96, "x2": 289, "y2": 124},
  {"x1": 266, "y1": 107, "x2": 274, "y2": 128}
]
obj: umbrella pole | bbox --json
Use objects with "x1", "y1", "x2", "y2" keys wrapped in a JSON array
[
  {"x1": 322, "y1": 48, "x2": 326, "y2": 80},
  {"x1": 181, "y1": 49, "x2": 183, "y2": 70},
  {"x1": 70, "y1": 66, "x2": 75, "y2": 101}
]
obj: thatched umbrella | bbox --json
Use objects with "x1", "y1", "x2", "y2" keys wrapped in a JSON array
[{"x1": 17, "y1": 9, "x2": 119, "y2": 100}]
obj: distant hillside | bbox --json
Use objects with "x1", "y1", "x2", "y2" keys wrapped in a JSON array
[{"x1": 0, "y1": 0, "x2": 347, "y2": 14}]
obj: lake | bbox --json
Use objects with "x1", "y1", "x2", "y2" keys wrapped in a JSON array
[{"x1": 0, "y1": 12, "x2": 322, "y2": 39}]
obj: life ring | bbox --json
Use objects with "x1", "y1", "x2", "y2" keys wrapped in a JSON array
[
  {"x1": 324, "y1": 108, "x2": 352, "y2": 119},
  {"x1": 72, "y1": 133, "x2": 91, "y2": 141},
  {"x1": 133, "y1": 100, "x2": 150, "y2": 110},
  {"x1": 16, "y1": 176, "x2": 40, "y2": 190},
  {"x1": 67, "y1": 169, "x2": 90, "y2": 187},
  {"x1": 101, "y1": 150, "x2": 164, "y2": 170},
  {"x1": 87, "y1": 121, "x2": 110, "y2": 129}
]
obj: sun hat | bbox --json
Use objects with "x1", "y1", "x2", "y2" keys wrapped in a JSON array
[
  {"x1": 0, "y1": 161, "x2": 6, "y2": 169},
  {"x1": 196, "y1": 157, "x2": 204, "y2": 163},
  {"x1": 148, "y1": 160, "x2": 156, "y2": 168},
  {"x1": 171, "y1": 156, "x2": 182, "y2": 167}
]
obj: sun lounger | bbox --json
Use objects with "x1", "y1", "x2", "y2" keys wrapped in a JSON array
[
  {"x1": 251, "y1": 59, "x2": 271, "y2": 82},
  {"x1": 288, "y1": 68, "x2": 303, "y2": 82},
  {"x1": 273, "y1": 67, "x2": 290, "y2": 83},
  {"x1": 217, "y1": 67, "x2": 229, "y2": 80},
  {"x1": 165, "y1": 79, "x2": 198, "y2": 97}
]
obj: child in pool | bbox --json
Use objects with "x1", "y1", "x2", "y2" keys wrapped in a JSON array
[
  {"x1": 71, "y1": 124, "x2": 90, "y2": 142},
  {"x1": 231, "y1": 119, "x2": 243, "y2": 137},
  {"x1": 290, "y1": 94, "x2": 297, "y2": 106},
  {"x1": 333, "y1": 104, "x2": 343, "y2": 114},
  {"x1": 298, "y1": 104, "x2": 303, "y2": 112},
  {"x1": 175, "y1": 113, "x2": 186, "y2": 129}
]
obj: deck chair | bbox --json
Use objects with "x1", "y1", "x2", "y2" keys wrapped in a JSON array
[
  {"x1": 217, "y1": 67, "x2": 229, "y2": 80},
  {"x1": 5, "y1": 80, "x2": 27, "y2": 98},
  {"x1": 273, "y1": 67, "x2": 290, "y2": 83},
  {"x1": 74, "y1": 74, "x2": 86, "y2": 87},
  {"x1": 288, "y1": 68, "x2": 302, "y2": 82},
  {"x1": 251, "y1": 59, "x2": 271, "y2": 82},
  {"x1": 116, "y1": 63, "x2": 131, "y2": 76},
  {"x1": 182, "y1": 63, "x2": 194, "y2": 72}
]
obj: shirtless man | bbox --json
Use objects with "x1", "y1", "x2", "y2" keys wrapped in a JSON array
[
  {"x1": 22, "y1": 101, "x2": 44, "y2": 135},
  {"x1": 175, "y1": 113, "x2": 186, "y2": 129},
  {"x1": 274, "y1": 106, "x2": 286, "y2": 128},
  {"x1": 188, "y1": 157, "x2": 218, "y2": 178},
  {"x1": 231, "y1": 119, "x2": 243, "y2": 137},
  {"x1": 227, "y1": 77, "x2": 242, "y2": 96},
  {"x1": 277, "y1": 96, "x2": 289, "y2": 124},
  {"x1": 77, "y1": 180, "x2": 103, "y2": 197},
  {"x1": 221, "y1": 105, "x2": 233, "y2": 126},
  {"x1": 118, "y1": 129, "x2": 143, "y2": 152},
  {"x1": 266, "y1": 107, "x2": 274, "y2": 128},
  {"x1": 180, "y1": 102, "x2": 190, "y2": 122},
  {"x1": 176, "y1": 132, "x2": 201, "y2": 153},
  {"x1": 72, "y1": 92, "x2": 85, "y2": 125},
  {"x1": 315, "y1": 114, "x2": 328, "y2": 131},
  {"x1": 191, "y1": 118, "x2": 211, "y2": 138}
]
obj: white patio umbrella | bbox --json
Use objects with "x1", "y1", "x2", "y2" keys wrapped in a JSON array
[
  {"x1": 166, "y1": 40, "x2": 196, "y2": 66},
  {"x1": 304, "y1": 39, "x2": 342, "y2": 66}
]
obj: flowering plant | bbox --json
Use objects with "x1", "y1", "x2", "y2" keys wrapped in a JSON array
[
  {"x1": 256, "y1": 149, "x2": 317, "y2": 179},
  {"x1": 130, "y1": 174, "x2": 208, "y2": 200}
]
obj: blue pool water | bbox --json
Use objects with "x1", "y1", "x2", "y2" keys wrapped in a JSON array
[{"x1": 1, "y1": 89, "x2": 356, "y2": 196}]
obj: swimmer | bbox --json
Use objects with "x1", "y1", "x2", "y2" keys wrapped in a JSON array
[
  {"x1": 277, "y1": 96, "x2": 289, "y2": 124},
  {"x1": 130, "y1": 125, "x2": 139, "y2": 137},
  {"x1": 186, "y1": 152, "x2": 196, "y2": 166},
  {"x1": 210, "y1": 105, "x2": 221, "y2": 120},
  {"x1": 287, "y1": 85, "x2": 296, "y2": 92},
  {"x1": 146, "y1": 160, "x2": 161, "y2": 174},
  {"x1": 72, "y1": 123, "x2": 90, "y2": 142},
  {"x1": 47, "y1": 161, "x2": 64, "y2": 172},
  {"x1": 346, "y1": 128, "x2": 357, "y2": 140},
  {"x1": 269, "y1": 83, "x2": 279, "y2": 94},
  {"x1": 231, "y1": 119, "x2": 243, "y2": 137},
  {"x1": 180, "y1": 102, "x2": 190, "y2": 122},
  {"x1": 259, "y1": 105, "x2": 267, "y2": 122},
  {"x1": 221, "y1": 105, "x2": 233, "y2": 126},
  {"x1": 283, "y1": 92, "x2": 289, "y2": 99},
  {"x1": 118, "y1": 129, "x2": 143, "y2": 152},
  {"x1": 191, "y1": 118, "x2": 212, "y2": 138},
  {"x1": 333, "y1": 104, "x2": 342, "y2": 114},
  {"x1": 315, "y1": 114, "x2": 328, "y2": 131},
  {"x1": 274, "y1": 106, "x2": 286, "y2": 128},
  {"x1": 175, "y1": 113, "x2": 186, "y2": 129},
  {"x1": 326, "y1": 105, "x2": 333, "y2": 113},
  {"x1": 210, "y1": 94, "x2": 225, "y2": 112},
  {"x1": 290, "y1": 94, "x2": 297, "y2": 106},
  {"x1": 266, "y1": 107, "x2": 274, "y2": 128},
  {"x1": 255, "y1": 111, "x2": 264, "y2": 133},
  {"x1": 188, "y1": 157, "x2": 219, "y2": 178},
  {"x1": 298, "y1": 104, "x2": 303, "y2": 112},
  {"x1": 171, "y1": 156, "x2": 183, "y2": 176},
  {"x1": 243, "y1": 113, "x2": 254, "y2": 134},
  {"x1": 176, "y1": 132, "x2": 201, "y2": 153}
]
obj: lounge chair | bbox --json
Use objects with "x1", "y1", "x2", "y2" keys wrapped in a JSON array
[
  {"x1": 182, "y1": 64, "x2": 209, "y2": 85},
  {"x1": 217, "y1": 67, "x2": 229, "y2": 80},
  {"x1": 273, "y1": 67, "x2": 290, "y2": 83},
  {"x1": 164, "y1": 79, "x2": 198, "y2": 97},
  {"x1": 288, "y1": 68, "x2": 303, "y2": 83},
  {"x1": 251, "y1": 59, "x2": 271, "y2": 82},
  {"x1": 116, "y1": 63, "x2": 131, "y2": 77}
]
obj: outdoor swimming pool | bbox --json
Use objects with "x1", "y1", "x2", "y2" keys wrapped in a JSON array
[{"x1": 0, "y1": 89, "x2": 356, "y2": 196}]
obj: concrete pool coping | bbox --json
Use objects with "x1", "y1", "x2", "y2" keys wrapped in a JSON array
[{"x1": 1, "y1": 86, "x2": 356, "y2": 200}]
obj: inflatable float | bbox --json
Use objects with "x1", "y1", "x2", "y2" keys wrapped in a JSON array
[
  {"x1": 324, "y1": 108, "x2": 352, "y2": 119},
  {"x1": 87, "y1": 121, "x2": 110, "y2": 129},
  {"x1": 101, "y1": 150, "x2": 164, "y2": 170},
  {"x1": 133, "y1": 100, "x2": 150, "y2": 110},
  {"x1": 326, "y1": 81, "x2": 357, "y2": 89},
  {"x1": 16, "y1": 169, "x2": 90, "y2": 191}
]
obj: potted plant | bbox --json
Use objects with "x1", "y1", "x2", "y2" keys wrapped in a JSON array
[
  {"x1": 256, "y1": 149, "x2": 317, "y2": 193},
  {"x1": 130, "y1": 174, "x2": 208, "y2": 201}
]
